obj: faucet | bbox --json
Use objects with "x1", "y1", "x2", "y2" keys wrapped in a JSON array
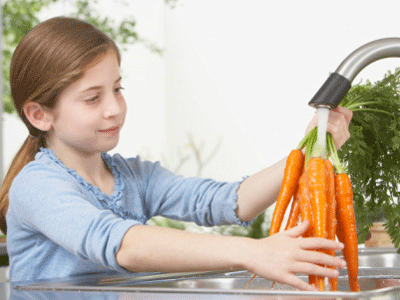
[{"x1": 308, "y1": 38, "x2": 400, "y2": 108}]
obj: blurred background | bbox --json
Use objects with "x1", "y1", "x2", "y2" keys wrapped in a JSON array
[{"x1": 2, "y1": 0, "x2": 400, "y2": 236}]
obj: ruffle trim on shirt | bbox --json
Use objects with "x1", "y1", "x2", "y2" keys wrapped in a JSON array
[
  {"x1": 230, "y1": 175, "x2": 256, "y2": 228},
  {"x1": 39, "y1": 148, "x2": 146, "y2": 224}
]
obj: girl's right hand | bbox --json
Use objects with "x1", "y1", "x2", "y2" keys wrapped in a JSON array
[{"x1": 244, "y1": 220, "x2": 346, "y2": 291}]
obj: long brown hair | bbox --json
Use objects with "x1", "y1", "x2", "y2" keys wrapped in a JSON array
[{"x1": 0, "y1": 17, "x2": 121, "y2": 234}]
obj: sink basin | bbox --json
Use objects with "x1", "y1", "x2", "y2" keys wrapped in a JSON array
[
  {"x1": 13, "y1": 248, "x2": 400, "y2": 300},
  {"x1": 358, "y1": 247, "x2": 400, "y2": 268},
  {"x1": 123, "y1": 269, "x2": 400, "y2": 292},
  {"x1": 13, "y1": 269, "x2": 400, "y2": 300}
]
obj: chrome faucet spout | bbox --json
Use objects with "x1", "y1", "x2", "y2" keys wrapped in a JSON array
[
  {"x1": 308, "y1": 38, "x2": 400, "y2": 108},
  {"x1": 336, "y1": 38, "x2": 400, "y2": 82}
]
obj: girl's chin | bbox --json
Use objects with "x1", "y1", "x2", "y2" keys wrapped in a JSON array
[{"x1": 76, "y1": 140, "x2": 120, "y2": 154}]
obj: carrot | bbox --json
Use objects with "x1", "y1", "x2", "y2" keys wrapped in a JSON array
[
  {"x1": 308, "y1": 274, "x2": 317, "y2": 289},
  {"x1": 269, "y1": 149, "x2": 304, "y2": 236},
  {"x1": 264, "y1": 181, "x2": 302, "y2": 290},
  {"x1": 307, "y1": 157, "x2": 328, "y2": 291},
  {"x1": 325, "y1": 160, "x2": 337, "y2": 241},
  {"x1": 336, "y1": 220, "x2": 352, "y2": 291},
  {"x1": 268, "y1": 172, "x2": 303, "y2": 290},
  {"x1": 298, "y1": 172, "x2": 314, "y2": 238},
  {"x1": 307, "y1": 157, "x2": 328, "y2": 239},
  {"x1": 296, "y1": 172, "x2": 316, "y2": 288},
  {"x1": 336, "y1": 222, "x2": 346, "y2": 258},
  {"x1": 284, "y1": 190, "x2": 301, "y2": 230},
  {"x1": 325, "y1": 159, "x2": 338, "y2": 291},
  {"x1": 335, "y1": 173, "x2": 360, "y2": 292},
  {"x1": 246, "y1": 274, "x2": 256, "y2": 289},
  {"x1": 336, "y1": 220, "x2": 349, "y2": 277},
  {"x1": 246, "y1": 149, "x2": 304, "y2": 290}
]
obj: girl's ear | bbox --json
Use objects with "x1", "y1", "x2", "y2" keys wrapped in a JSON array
[{"x1": 22, "y1": 102, "x2": 52, "y2": 132}]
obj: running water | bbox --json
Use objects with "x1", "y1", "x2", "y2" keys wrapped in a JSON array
[{"x1": 316, "y1": 107, "x2": 330, "y2": 158}]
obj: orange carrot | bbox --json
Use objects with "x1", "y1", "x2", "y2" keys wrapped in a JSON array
[
  {"x1": 307, "y1": 157, "x2": 328, "y2": 239},
  {"x1": 246, "y1": 274, "x2": 256, "y2": 289},
  {"x1": 266, "y1": 180, "x2": 301, "y2": 290},
  {"x1": 297, "y1": 172, "x2": 316, "y2": 288},
  {"x1": 325, "y1": 160, "x2": 337, "y2": 241},
  {"x1": 307, "y1": 157, "x2": 327, "y2": 291},
  {"x1": 336, "y1": 220, "x2": 350, "y2": 289},
  {"x1": 308, "y1": 274, "x2": 317, "y2": 289},
  {"x1": 269, "y1": 149, "x2": 304, "y2": 236},
  {"x1": 325, "y1": 159, "x2": 338, "y2": 291},
  {"x1": 336, "y1": 222, "x2": 346, "y2": 259},
  {"x1": 284, "y1": 191, "x2": 301, "y2": 230},
  {"x1": 335, "y1": 173, "x2": 360, "y2": 292},
  {"x1": 299, "y1": 172, "x2": 314, "y2": 238},
  {"x1": 336, "y1": 220, "x2": 349, "y2": 278},
  {"x1": 247, "y1": 150, "x2": 303, "y2": 290},
  {"x1": 269, "y1": 172, "x2": 302, "y2": 290}
]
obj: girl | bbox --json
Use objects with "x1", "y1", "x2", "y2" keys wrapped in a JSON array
[{"x1": 0, "y1": 17, "x2": 351, "y2": 291}]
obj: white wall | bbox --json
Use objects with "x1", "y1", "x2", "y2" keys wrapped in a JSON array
[{"x1": 161, "y1": 0, "x2": 400, "y2": 177}]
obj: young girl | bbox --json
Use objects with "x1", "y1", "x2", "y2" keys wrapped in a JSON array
[{"x1": 0, "y1": 17, "x2": 352, "y2": 291}]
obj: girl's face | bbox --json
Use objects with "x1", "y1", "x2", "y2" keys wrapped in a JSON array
[{"x1": 45, "y1": 51, "x2": 127, "y2": 155}]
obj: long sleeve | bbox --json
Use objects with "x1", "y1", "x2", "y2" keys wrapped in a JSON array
[{"x1": 117, "y1": 155, "x2": 253, "y2": 227}]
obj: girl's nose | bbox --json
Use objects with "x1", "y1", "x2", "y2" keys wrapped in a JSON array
[{"x1": 103, "y1": 93, "x2": 125, "y2": 118}]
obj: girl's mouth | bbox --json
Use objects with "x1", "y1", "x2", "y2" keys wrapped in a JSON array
[{"x1": 99, "y1": 126, "x2": 120, "y2": 136}]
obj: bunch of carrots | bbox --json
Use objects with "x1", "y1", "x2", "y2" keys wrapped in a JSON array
[{"x1": 247, "y1": 127, "x2": 360, "y2": 292}]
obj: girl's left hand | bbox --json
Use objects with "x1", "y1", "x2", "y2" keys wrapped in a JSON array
[{"x1": 305, "y1": 106, "x2": 353, "y2": 149}]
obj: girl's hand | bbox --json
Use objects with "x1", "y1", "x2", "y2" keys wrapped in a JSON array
[
  {"x1": 305, "y1": 106, "x2": 353, "y2": 149},
  {"x1": 245, "y1": 220, "x2": 346, "y2": 291}
]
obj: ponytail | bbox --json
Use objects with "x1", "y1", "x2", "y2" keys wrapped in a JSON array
[{"x1": 0, "y1": 135, "x2": 45, "y2": 234}]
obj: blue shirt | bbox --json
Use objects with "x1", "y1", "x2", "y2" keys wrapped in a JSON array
[{"x1": 7, "y1": 148, "x2": 249, "y2": 282}]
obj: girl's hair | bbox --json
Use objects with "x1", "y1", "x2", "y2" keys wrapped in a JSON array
[{"x1": 0, "y1": 17, "x2": 121, "y2": 234}]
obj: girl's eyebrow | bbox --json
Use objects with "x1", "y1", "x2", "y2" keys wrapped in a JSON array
[{"x1": 80, "y1": 76, "x2": 122, "y2": 93}]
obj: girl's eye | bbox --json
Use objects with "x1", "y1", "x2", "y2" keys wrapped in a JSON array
[
  {"x1": 85, "y1": 95, "x2": 99, "y2": 104},
  {"x1": 115, "y1": 86, "x2": 124, "y2": 93}
]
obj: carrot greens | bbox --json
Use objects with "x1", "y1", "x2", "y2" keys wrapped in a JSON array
[{"x1": 338, "y1": 68, "x2": 400, "y2": 250}]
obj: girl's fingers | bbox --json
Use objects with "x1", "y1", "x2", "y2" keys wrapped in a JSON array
[
  {"x1": 278, "y1": 274, "x2": 318, "y2": 291},
  {"x1": 325, "y1": 112, "x2": 351, "y2": 149},
  {"x1": 296, "y1": 249, "x2": 346, "y2": 270},
  {"x1": 304, "y1": 106, "x2": 352, "y2": 149},
  {"x1": 299, "y1": 236, "x2": 344, "y2": 251},
  {"x1": 331, "y1": 106, "x2": 353, "y2": 125},
  {"x1": 283, "y1": 220, "x2": 310, "y2": 238},
  {"x1": 292, "y1": 261, "x2": 340, "y2": 278}
]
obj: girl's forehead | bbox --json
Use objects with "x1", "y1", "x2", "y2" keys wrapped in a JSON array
[
  {"x1": 83, "y1": 52, "x2": 120, "y2": 79},
  {"x1": 72, "y1": 53, "x2": 121, "y2": 91},
  {"x1": 57, "y1": 52, "x2": 121, "y2": 99}
]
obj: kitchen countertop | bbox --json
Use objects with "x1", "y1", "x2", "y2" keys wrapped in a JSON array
[
  {"x1": 3, "y1": 269, "x2": 400, "y2": 300},
  {"x1": 4, "y1": 282, "x2": 284, "y2": 300},
  {"x1": 1, "y1": 248, "x2": 400, "y2": 300}
]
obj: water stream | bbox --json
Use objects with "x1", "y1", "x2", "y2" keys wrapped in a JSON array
[{"x1": 316, "y1": 107, "x2": 330, "y2": 158}]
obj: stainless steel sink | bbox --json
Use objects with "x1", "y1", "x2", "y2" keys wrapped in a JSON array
[
  {"x1": 340, "y1": 247, "x2": 400, "y2": 279},
  {"x1": 358, "y1": 247, "x2": 400, "y2": 268},
  {"x1": 120, "y1": 269, "x2": 400, "y2": 292},
  {"x1": 13, "y1": 247, "x2": 400, "y2": 300}
]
